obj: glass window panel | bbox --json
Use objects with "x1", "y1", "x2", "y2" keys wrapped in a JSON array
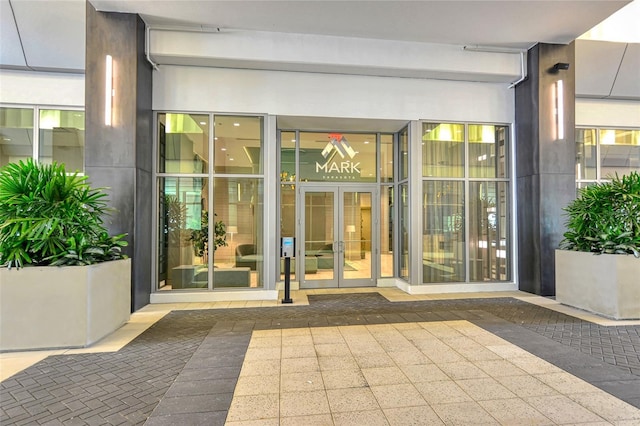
[
  {"x1": 422, "y1": 123, "x2": 465, "y2": 177},
  {"x1": 469, "y1": 182, "x2": 510, "y2": 282},
  {"x1": 399, "y1": 183, "x2": 409, "y2": 280},
  {"x1": 380, "y1": 185, "x2": 394, "y2": 277},
  {"x1": 468, "y1": 124, "x2": 509, "y2": 178},
  {"x1": 422, "y1": 181, "x2": 465, "y2": 283},
  {"x1": 399, "y1": 127, "x2": 408, "y2": 180},
  {"x1": 158, "y1": 113, "x2": 209, "y2": 174},
  {"x1": 39, "y1": 109, "x2": 85, "y2": 172},
  {"x1": 576, "y1": 128, "x2": 597, "y2": 180},
  {"x1": 304, "y1": 191, "x2": 335, "y2": 281},
  {"x1": 213, "y1": 177, "x2": 263, "y2": 288},
  {"x1": 380, "y1": 133, "x2": 394, "y2": 182},
  {"x1": 214, "y1": 115, "x2": 263, "y2": 174},
  {"x1": 599, "y1": 128, "x2": 640, "y2": 178},
  {"x1": 298, "y1": 132, "x2": 376, "y2": 182},
  {"x1": 343, "y1": 191, "x2": 372, "y2": 280},
  {"x1": 281, "y1": 131, "x2": 296, "y2": 183},
  {"x1": 0, "y1": 107, "x2": 34, "y2": 167},
  {"x1": 157, "y1": 177, "x2": 209, "y2": 290},
  {"x1": 280, "y1": 184, "x2": 296, "y2": 281}
]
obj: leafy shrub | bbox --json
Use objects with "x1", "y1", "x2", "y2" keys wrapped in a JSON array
[
  {"x1": 559, "y1": 171, "x2": 640, "y2": 257},
  {"x1": 0, "y1": 159, "x2": 127, "y2": 268}
]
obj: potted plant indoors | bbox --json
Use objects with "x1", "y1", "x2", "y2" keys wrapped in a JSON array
[
  {"x1": 0, "y1": 159, "x2": 131, "y2": 350},
  {"x1": 188, "y1": 210, "x2": 228, "y2": 260},
  {"x1": 555, "y1": 171, "x2": 640, "y2": 319}
]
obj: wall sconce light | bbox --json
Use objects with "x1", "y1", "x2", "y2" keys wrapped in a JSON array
[
  {"x1": 555, "y1": 79, "x2": 565, "y2": 140},
  {"x1": 105, "y1": 55, "x2": 114, "y2": 126},
  {"x1": 549, "y1": 62, "x2": 570, "y2": 74}
]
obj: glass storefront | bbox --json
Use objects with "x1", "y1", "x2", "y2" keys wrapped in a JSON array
[
  {"x1": 576, "y1": 127, "x2": 640, "y2": 188},
  {"x1": 0, "y1": 106, "x2": 84, "y2": 171},
  {"x1": 157, "y1": 113, "x2": 264, "y2": 290}
]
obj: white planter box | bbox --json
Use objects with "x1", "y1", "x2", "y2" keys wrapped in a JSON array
[
  {"x1": 555, "y1": 250, "x2": 640, "y2": 320},
  {"x1": 0, "y1": 259, "x2": 131, "y2": 351}
]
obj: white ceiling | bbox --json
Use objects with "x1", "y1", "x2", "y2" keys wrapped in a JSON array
[{"x1": 1, "y1": 0, "x2": 638, "y2": 99}]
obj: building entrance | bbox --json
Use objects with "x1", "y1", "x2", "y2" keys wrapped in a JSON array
[{"x1": 300, "y1": 186, "x2": 377, "y2": 288}]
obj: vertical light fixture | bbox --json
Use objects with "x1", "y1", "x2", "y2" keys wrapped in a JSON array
[
  {"x1": 556, "y1": 79, "x2": 564, "y2": 140},
  {"x1": 105, "y1": 55, "x2": 113, "y2": 126}
]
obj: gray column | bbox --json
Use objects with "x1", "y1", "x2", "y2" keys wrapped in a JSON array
[
  {"x1": 85, "y1": 3, "x2": 153, "y2": 310},
  {"x1": 515, "y1": 43, "x2": 576, "y2": 296}
]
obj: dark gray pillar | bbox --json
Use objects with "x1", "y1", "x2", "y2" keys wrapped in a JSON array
[
  {"x1": 85, "y1": 3, "x2": 153, "y2": 311},
  {"x1": 515, "y1": 43, "x2": 576, "y2": 296}
]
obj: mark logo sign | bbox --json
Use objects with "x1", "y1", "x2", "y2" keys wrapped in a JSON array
[{"x1": 316, "y1": 133, "x2": 361, "y2": 178}]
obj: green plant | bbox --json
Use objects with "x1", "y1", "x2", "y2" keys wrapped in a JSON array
[
  {"x1": 559, "y1": 171, "x2": 640, "y2": 257},
  {"x1": 188, "y1": 211, "x2": 227, "y2": 257},
  {"x1": 0, "y1": 159, "x2": 128, "y2": 268}
]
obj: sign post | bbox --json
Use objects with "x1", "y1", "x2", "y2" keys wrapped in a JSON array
[{"x1": 281, "y1": 237, "x2": 294, "y2": 304}]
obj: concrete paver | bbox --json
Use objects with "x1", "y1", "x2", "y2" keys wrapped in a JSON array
[{"x1": 0, "y1": 290, "x2": 639, "y2": 425}]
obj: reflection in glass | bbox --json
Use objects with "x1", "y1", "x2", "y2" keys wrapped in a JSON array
[
  {"x1": 399, "y1": 128, "x2": 409, "y2": 180},
  {"x1": 304, "y1": 192, "x2": 334, "y2": 281},
  {"x1": 158, "y1": 113, "x2": 209, "y2": 174},
  {"x1": 214, "y1": 177, "x2": 264, "y2": 288},
  {"x1": 343, "y1": 192, "x2": 372, "y2": 280},
  {"x1": 599, "y1": 128, "x2": 640, "y2": 178},
  {"x1": 0, "y1": 107, "x2": 34, "y2": 167},
  {"x1": 280, "y1": 184, "x2": 296, "y2": 281},
  {"x1": 380, "y1": 186, "x2": 394, "y2": 277},
  {"x1": 380, "y1": 134, "x2": 394, "y2": 182},
  {"x1": 576, "y1": 128, "x2": 597, "y2": 181},
  {"x1": 39, "y1": 109, "x2": 85, "y2": 172},
  {"x1": 422, "y1": 181, "x2": 465, "y2": 283},
  {"x1": 399, "y1": 183, "x2": 409, "y2": 280},
  {"x1": 214, "y1": 115, "x2": 263, "y2": 174},
  {"x1": 422, "y1": 123, "x2": 465, "y2": 177},
  {"x1": 298, "y1": 132, "x2": 376, "y2": 182},
  {"x1": 157, "y1": 177, "x2": 209, "y2": 290},
  {"x1": 280, "y1": 131, "x2": 296, "y2": 184},
  {"x1": 468, "y1": 124, "x2": 509, "y2": 178},
  {"x1": 469, "y1": 182, "x2": 510, "y2": 282}
]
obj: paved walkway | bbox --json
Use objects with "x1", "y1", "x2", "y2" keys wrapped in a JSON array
[{"x1": 1, "y1": 290, "x2": 639, "y2": 425}]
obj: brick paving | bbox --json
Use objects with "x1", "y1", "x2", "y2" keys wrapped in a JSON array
[{"x1": 1, "y1": 294, "x2": 639, "y2": 425}]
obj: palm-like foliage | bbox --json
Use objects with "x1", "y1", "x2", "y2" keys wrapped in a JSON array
[
  {"x1": 560, "y1": 171, "x2": 640, "y2": 257},
  {"x1": 0, "y1": 159, "x2": 127, "y2": 268}
]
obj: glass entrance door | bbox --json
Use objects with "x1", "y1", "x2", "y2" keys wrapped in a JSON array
[{"x1": 300, "y1": 186, "x2": 376, "y2": 288}]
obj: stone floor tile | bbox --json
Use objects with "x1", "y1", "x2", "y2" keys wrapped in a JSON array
[
  {"x1": 225, "y1": 418, "x2": 279, "y2": 426},
  {"x1": 534, "y1": 372, "x2": 602, "y2": 394},
  {"x1": 233, "y1": 374, "x2": 280, "y2": 396},
  {"x1": 318, "y1": 355, "x2": 359, "y2": 371},
  {"x1": 398, "y1": 363, "x2": 449, "y2": 383},
  {"x1": 281, "y1": 335, "x2": 314, "y2": 347},
  {"x1": 361, "y1": 366, "x2": 409, "y2": 386},
  {"x1": 315, "y1": 343, "x2": 352, "y2": 357},
  {"x1": 494, "y1": 374, "x2": 560, "y2": 398},
  {"x1": 508, "y1": 355, "x2": 564, "y2": 375},
  {"x1": 455, "y1": 377, "x2": 518, "y2": 401},
  {"x1": 226, "y1": 394, "x2": 279, "y2": 423},
  {"x1": 474, "y1": 359, "x2": 528, "y2": 378},
  {"x1": 280, "y1": 371, "x2": 324, "y2": 393},
  {"x1": 332, "y1": 409, "x2": 390, "y2": 426},
  {"x1": 485, "y1": 344, "x2": 534, "y2": 359},
  {"x1": 248, "y1": 336, "x2": 282, "y2": 349},
  {"x1": 151, "y1": 393, "x2": 233, "y2": 416},
  {"x1": 321, "y1": 369, "x2": 368, "y2": 390},
  {"x1": 430, "y1": 401, "x2": 500, "y2": 425},
  {"x1": 281, "y1": 344, "x2": 317, "y2": 359},
  {"x1": 369, "y1": 383, "x2": 426, "y2": 409},
  {"x1": 243, "y1": 347, "x2": 281, "y2": 362},
  {"x1": 165, "y1": 378, "x2": 237, "y2": 397},
  {"x1": 144, "y1": 411, "x2": 228, "y2": 426},
  {"x1": 386, "y1": 349, "x2": 431, "y2": 366},
  {"x1": 413, "y1": 380, "x2": 474, "y2": 405},
  {"x1": 383, "y1": 405, "x2": 445, "y2": 426},
  {"x1": 280, "y1": 390, "x2": 330, "y2": 417},
  {"x1": 279, "y1": 414, "x2": 334, "y2": 426},
  {"x1": 524, "y1": 395, "x2": 608, "y2": 424},
  {"x1": 423, "y1": 348, "x2": 466, "y2": 364},
  {"x1": 438, "y1": 361, "x2": 490, "y2": 380},
  {"x1": 282, "y1": 356, "x2": 320, "y2": 373},
  {"x1": 239, "y1": 359, "x2": 281, "y2": 377},
  {"x1": 326, "y1": 387, "x2": 380, "y2": 413},
  {"x1": 477, "y1": 398, "x2": 553, "y2": 426},
  {"x1": 354, "y1": 353, "x2": 396, "y2": 369},
  {"x1": 566, "y1": 392, "x2": 640, "y2": 422}
]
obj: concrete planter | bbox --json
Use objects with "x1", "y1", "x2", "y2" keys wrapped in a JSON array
[
  {"x1": 0, "y1": 259, "x2": 131, "y2": 351},
  {"x1": 555, "y1": 250, "x2": 640, "y2": 320}
]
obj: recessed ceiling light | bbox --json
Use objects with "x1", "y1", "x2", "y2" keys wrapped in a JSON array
[
  {"x1": 229, "y1": 158, "x2": 234, "y2": 161},
  {"x1": 221, "y1": 147, "x2": 226, "y2": 151},
  {"x1": 291, "y1": 139, "x2": 296, "y2": 143},
  {"x1": 214, "y1": 137, "x2": 218, "y2": 140},
  {"x1": 200, "y1": 121, "x2": 206, "y2": 125},
  {"x1": 364, "y1": 141, "x2": 369, "y2": 144},
  {"x1": 233, "y1": 122, "x2": 240, "y2": 127}
]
